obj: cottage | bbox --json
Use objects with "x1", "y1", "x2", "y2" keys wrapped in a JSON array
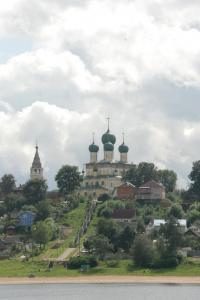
[
  {"x1": 112, "y1": 208, "x2": 136, "y2": 223},
  {"x1": 136, "y1": 180, "x2": 165, "y2": 202},
  {"x1": 115, "y1": 182, "x2": 136, "y2": 200},
  {"x1": 147, "y1": 219, "x2": 187, "y2": 234},
  {"x1": 17, "y1": 211, "x2": 36, "y2": 227}
]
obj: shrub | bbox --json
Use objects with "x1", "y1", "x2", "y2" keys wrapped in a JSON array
[
  {"x1": 67, "y1": 256, "x2": 98, "y2": 269},
  {"x1": 106, "y1": 260, "x2": 119, "y2": 268}
]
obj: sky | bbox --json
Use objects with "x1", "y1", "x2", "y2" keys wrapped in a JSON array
[{"x1": 0, "y1": 0, "x2": 200, "y2": 189}]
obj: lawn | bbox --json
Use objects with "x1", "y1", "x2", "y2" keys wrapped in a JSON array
[
  {"x1": 0, "y1": 258, "x2": 200, "y2": 277},
  {"x1": 39, "y1": 202, "x2": 87, "y2": 259}
]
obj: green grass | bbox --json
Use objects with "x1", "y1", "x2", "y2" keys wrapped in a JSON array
[
  {"x1": 39, "y1": 202, "x2": 87, "y2": 259},
  {"x1": 0, "y1": 258, "x2": 200, "y2": 277}
]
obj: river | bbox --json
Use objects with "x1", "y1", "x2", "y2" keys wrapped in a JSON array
[{"x1": 0, "y1": 283, "x2": 199, "y2": 300}]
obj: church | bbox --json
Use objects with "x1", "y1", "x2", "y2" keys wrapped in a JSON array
[{"x1": 80, "y1": 120, "x2": 132, "y2": 198}]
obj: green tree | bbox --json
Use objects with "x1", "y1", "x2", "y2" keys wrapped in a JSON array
[
  {"x1": 84, "y1": 235, "x2": 112, "y2": 259},
  {"x1": 156, "y1": 169, "x2": 177, "y2": 192},
  {"x1": 4, "y1": 193, "x2": 25, "y2": 212},
  {"x1": 168, "y1": 204, "x2": 184, "y2": 219},
  {"x1": 36, "y1": 200, "x2": 51, "y2": 220},
  {"x1": 0, "y1": 174, "x2": 16, "y2": 195},
  {"x1": 23, "y1": 179, "x2": 47, "y2": 204},
  {"x1": 119, "y1": 225, "x2": 135, "y2": 252},
  {"x1": 159, "y1": 218, "x2": 182, "y2": 253},
  {"x1": 132, "y1": 235, "x2": 155, "y2": 267},
  {"x1": 32, "y1": 220, "x2": 52, "y2": 247},
  {"x1": 188, "y1": 160, "x2": 200, "y2": 197},
  {"x1": 187, "y1": 209, "x2": 200, "y2": 226},
  {"x1": 55, "y1": 165, "x2": 81, "y2": 199}
]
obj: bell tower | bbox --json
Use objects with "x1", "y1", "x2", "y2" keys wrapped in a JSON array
[{"x1": 30, "y1": 144, "x2": 43, "y2": 180}]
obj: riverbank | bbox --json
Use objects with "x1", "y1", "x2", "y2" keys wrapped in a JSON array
[{"x1": 0, "y1": 275, "x2": 200, "y2": 285}]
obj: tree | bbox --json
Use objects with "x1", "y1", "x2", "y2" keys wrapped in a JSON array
[
  {"x1": 4, "y1": 193, "x2": 25, "y2": 213},
  {"x1": 156, "y1": 169, "x2": 177, "y2": 192},
  {"x1": 132, "y1": 235, "x2": 155, "y2": 267},
  {"x1": 124, "y1": 163, "x2": 157, "y2": 187},
  {"x1": 32, "y1": 220, "x2": 52, "y2": 247},
  {"x1": 159, "y1": 217, "x2": 182, "y2": 253},
  {"x1": 119, "y1": 225, "x2": 135, "y2": 252},
  {"x1": 168, "y1": 204, "x2": 184, "y2": 219},
  {"x1": 84, "y1": 235, "x2": 112, "y2": 259},
  {"x1": 23, "y1": 179, "x2": 47, "y2": 204},
  {"x1": 188, "y1": 161, "x2": 200, "y2": 197},
  {"x1": 0, "y1": 174, "x2": 16, "y2": 195},
  {"x1": 55, "y1": 165, "x2": 81, "y2": 199},
  {"x1": 36, "y1": 200, "x2": 51, "y2": 220},
  {"x1": 123, "y1": 163, "x2": 177, "y2": 192}
]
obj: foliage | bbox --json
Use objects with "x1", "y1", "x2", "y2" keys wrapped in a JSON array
[
  {"x1": 66, "y1": 256, "x2": 98, "y2": 269},
  {"x1": 97, "y1": 200, "x2": 125, "y2": 218},
  {"x1": 55, "y1": 165, "x2": 81, "y2": 199},
  {"x1": 4, "y1": 193, "x2": 25, "y2": 212},
  {"x1": 168, "y1": 204, "x2": 184, "y2": 219},
  {"x1": 132, "y1": 235, "x2": 155, "y2": 267},
  {"x1": 84, "y1": 235, "x2": 113, "y2": 259},
  {"x1": 98, "y1": 193, "x2": 110, "y2": 202},
  {"x1": 0, "y1": 174, "x2": 16, "y2": 195},
  {"x1": 123, "y1": 162, "x2": 177, "y2": 192},
  {"x1": 187, "y1": 209, "x2": 200, "y2": 226},
  {"x1": 96, "y1": 218, "x2": 119, "y2": 248},
  {"x1": 36, "y1": 200, "x2": 51, "y2": 220},
  {"x1": 156, "y1": 169, "x2": 177, "y2": 192},
  {"x1": 188, "y1": 160, "x2": 200, "y2": 196},
  {"x1": 118, "y1": 225, "x2": 136, "y2": 252},
  {"x1": 23, "y1": 179, "x2": 47, "y2": 204},
  {"x1": 32, "y1": 220, "x2": 52, "y2": 246}
]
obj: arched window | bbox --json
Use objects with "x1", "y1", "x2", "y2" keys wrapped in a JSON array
[{"x1": 101, "y1": 181, "x2": 104, "y2": 185}]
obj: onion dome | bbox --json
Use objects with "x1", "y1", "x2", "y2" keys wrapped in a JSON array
[
  {"x1": 102, "y1": 130, "x2": 116, "y2": 145},
  {"x1": 119, "y1": 142, "x2": 129, "y2": 153},
  {"x1": 104, "y1": 142, "x2": 114, "y2": 151},
  {"x1": 89, "y1": 142, "x2": 99, "y2": 153}
]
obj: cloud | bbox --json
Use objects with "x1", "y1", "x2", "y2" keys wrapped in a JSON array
[{"x1": 0, "y1": 0, "x2": 200, "y2": 188}]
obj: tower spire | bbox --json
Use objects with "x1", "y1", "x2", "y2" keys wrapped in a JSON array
[
  {"x1": 107, "y1": 117, "x2": 110, "y2": 132},
  {"x1": 92, "y1": 132, "x2": 95, "y2": 144},
  {"x1": 122, "y1": 132, "x2": 125, "y2": 144},
  {"x1": 30, "y1": 143, "x2": 43, "y2": 180}
]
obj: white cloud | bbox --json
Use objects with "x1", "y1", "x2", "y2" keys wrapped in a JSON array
[{"x1": 0, "y1": 0, "x2": 200, "y2": 188}]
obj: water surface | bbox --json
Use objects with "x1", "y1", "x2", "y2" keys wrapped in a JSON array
[{"x1": 0, "y1": 283, "x2": 199, "y2": 300}]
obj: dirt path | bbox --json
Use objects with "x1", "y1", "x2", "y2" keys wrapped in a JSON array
[
  {"x1": 0, "y1": 275, "x2": 200, "y2": 285},
  {"x1": 55, "y1": 248, "x2": 76, "y2": 261}
]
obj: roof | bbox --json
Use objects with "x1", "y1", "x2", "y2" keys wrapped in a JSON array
[
  {"x1": 112, "y1": 208, "x2": 135, "y2": 219},
  {"x1": 119, "y1": 182, "x2": 136, "y2": 188},
  {"x1": 140, "y1": 180, "x2": 165, "y2": 189},
  {"x1": 153, "y1": 219, "x2": 187, "y2": 227},
  {"x1": 31, "y1": 146, "x2": 42, "y2": 169}
]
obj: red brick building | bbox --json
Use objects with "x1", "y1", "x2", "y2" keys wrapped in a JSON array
[{"x1": 116, "y1": 182, "x2": 136, "y2": 200}]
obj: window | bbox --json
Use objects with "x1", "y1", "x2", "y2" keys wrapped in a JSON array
[{"x1": 101, "y1": 181, "x2": 104, "y2": 185}]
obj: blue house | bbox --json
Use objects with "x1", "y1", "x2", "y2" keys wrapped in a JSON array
[{"x1": 17, "y1": 211, "x2": 36, "y2": 227}]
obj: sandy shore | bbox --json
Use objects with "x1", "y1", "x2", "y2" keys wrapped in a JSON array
[{"x1": 0, "y1": 276, "x2": 200, "y2": 285}]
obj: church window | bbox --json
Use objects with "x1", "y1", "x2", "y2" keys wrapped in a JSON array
[
  {"x1": 96, "y1": 181, "x2": 99, "y2": 186},
  {"x1": 102, "y1": 181, "x2": 104, "y2": 185}
]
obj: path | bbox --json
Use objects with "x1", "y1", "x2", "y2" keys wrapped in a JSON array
[{"x1": 55, "y1": 247, "x2": 76, "y2": 261}]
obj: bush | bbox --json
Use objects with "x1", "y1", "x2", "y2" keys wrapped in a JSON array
[
  {"x1": 153, "y1": 256, "x2": 179, "y2": 268},
  {"x1": 67, "y1": 256, "x2": 98, "y2": 269},
  {"x1": 106, "y1": 260, "x2": 119, "y2": 268}
]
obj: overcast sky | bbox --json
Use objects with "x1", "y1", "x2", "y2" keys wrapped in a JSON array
[{"x1": 0, "y1": 0, "x2": 200, "y2": 189}]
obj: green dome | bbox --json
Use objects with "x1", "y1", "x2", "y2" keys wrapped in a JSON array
[
  {"x1": 104, "y1": 142, "x2": 114, "y2": 151},
  {"x1": 119, "y1": 143, "x2": 129, "y2": 153},
  {"x1": 89, "y1": 143, "x2": 99, "y2": 152},
  {"x1": 102, "y1": 130, "x2": 116, "y2": 144}
]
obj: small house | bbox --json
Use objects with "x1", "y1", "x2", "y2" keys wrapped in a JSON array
[
  {"x1": 112, "y1": 208, "x2": 136, "y2": 223},
  {"x1": 17, "y1": 211, "x2": 36, "y2": 227},
  {"x1": 136, "y1": 180, "x2": 165, "y2": 202},
  {"x1": 115, "y1": 182, "x2": 136, "y2": 200}
]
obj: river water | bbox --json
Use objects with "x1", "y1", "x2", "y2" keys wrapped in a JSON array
[{"x1": 0, "y1": 283, "x2": 199, "y2": 300}]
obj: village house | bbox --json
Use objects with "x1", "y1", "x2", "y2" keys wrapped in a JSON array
[
  {"x1": 115, "y1": 182, "x2": 136, "y2": 200},
  {"x1": 111, "y1": 208, "x2": 136, "y2": 224},
  {"x1": 136, "y1": 180, "x2": 165, "y2": 202},
  {"x1": 146, "y1": 219, "x2": 187, "y2": 234}
]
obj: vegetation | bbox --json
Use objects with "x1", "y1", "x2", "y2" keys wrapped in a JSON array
[{"x1": 55, "y1": 165, "x2": 82, "y2": 199}]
